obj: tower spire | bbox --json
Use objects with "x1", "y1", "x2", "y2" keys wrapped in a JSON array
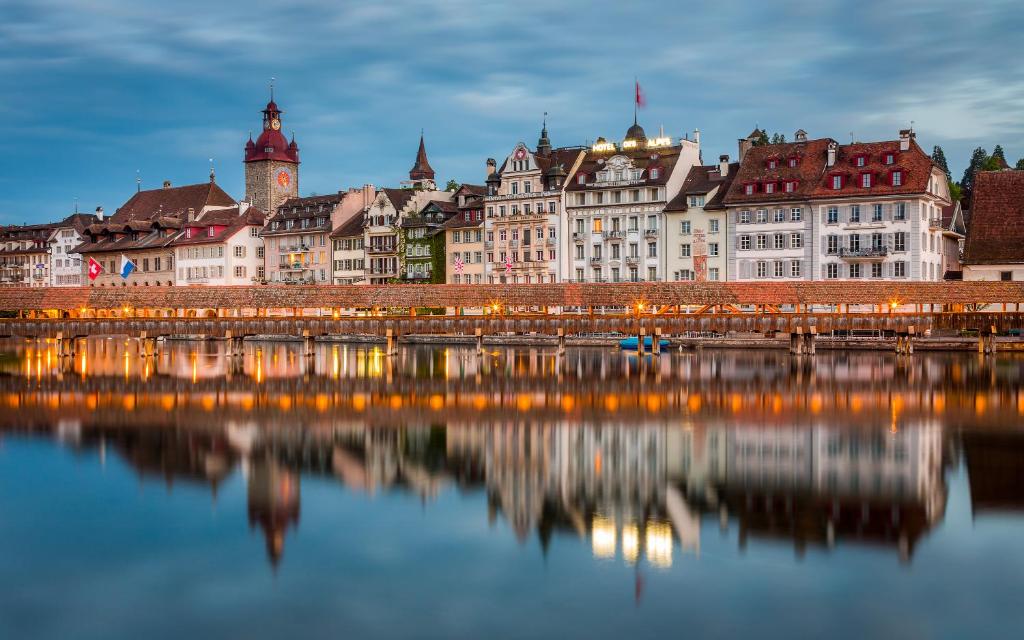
[
  {"x1": 209, "y1": 158, "x2": 215, "y2": 183},
  {"x1": 270, "y1": 76, "x2": 275, "y2": 101},
  {"x1": 409, "y1": 130, "x2": 435, "y2": 186}
]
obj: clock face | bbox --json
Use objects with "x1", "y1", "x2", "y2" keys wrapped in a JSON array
[
  {"x1": 514, "y1": 148, "x2": 527, "y2": 160},
  {"x1": 276, "y1": 168, "x2": 292, "y2": 188},
  {"x1": 270, "y1": 118, "x2": 282, "y2": 131}
]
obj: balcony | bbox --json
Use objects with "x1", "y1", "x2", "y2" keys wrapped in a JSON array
[
  {"x1": 589, "y1": 256, "x2": 603, "y2": 264},
  {"x1": 625, "y1": 256, "x2": 640, "y2": 266},
  {"x1": 604, "y1": 230, "x2": 625, "y2": 240},
  {"x1": 508, "y1": 239, "x2": 519, "y2": 249},
  {"x1": 928, "y1": 217, "x2": 944, "y2": 229},
  {"x1": 367, "y1": 245, "x2": 397, "y2": 255},
  {"x1": 573, "y1": 232, "x2": 585, "y2": 243},
  {"x1": 545, "y1": 237, "x2": 556, "y2": 247},
  {"x1": 280, "y1": 245, "x2": 312, "y2": 254},
  {"x1": 643, "y1": 229, "x2": 659, "y2": 237},
  {"x1": 838, "y1": 247, "x2": 888, "y2": 260}
]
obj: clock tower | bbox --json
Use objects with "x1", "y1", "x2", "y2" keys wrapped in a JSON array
[{"x1": 244, "y1": 95, "x2": 299, "y2": 216}]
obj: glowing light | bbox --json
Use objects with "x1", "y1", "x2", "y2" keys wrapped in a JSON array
[
  {"x1": 592, "y1": 141, "x2": 617, "y2": 152},
  {"x1": 889, "y1": 300, "x2": 900, "y2": 310},
  {"x1": 429, "y1": 394, "x2": 445, "y2": 411},
  {"x1": 645, "y1": 520, "x2": 673, "y2": 568},
  {"x1": 591, "y1": 515, "x2": 616, "y2": 558},
  {"x1": 622, "y1": 524, "x2": 639, "y2": 564}
]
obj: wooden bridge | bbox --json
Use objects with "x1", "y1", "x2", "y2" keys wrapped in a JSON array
[{"x1": 1, "y1": 282, "x2": 1022, "y2": 344}]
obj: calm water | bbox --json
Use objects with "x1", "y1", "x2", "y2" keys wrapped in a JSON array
[{"x1": 1, "y1": 338, "x2": 1023, "y2": 639}]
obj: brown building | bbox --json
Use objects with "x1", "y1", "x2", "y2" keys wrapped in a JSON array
[
  {"x1": 0, "y1": 222, "x2": 58, "y2": 287},
  {"x1": 963, "y1": 169, "x2": 1024, "y2": 281}
]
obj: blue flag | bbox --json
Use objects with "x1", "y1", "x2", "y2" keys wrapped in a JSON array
[{"x1": 119, "y1": 255, "x2": 136, "y2": 279}]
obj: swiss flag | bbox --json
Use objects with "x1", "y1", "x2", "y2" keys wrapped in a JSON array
[
  {"x1": 87, "y1": 257, "x2": 103, "y2": 281},
  {"x1": 635, "y1": 80, "x2": 646, "y2": 108}
]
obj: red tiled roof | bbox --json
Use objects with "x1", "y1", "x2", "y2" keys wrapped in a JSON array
[
  {"x1": 666, "y1": 163, "x2": 740, "y2": 212},
  {"x1": 566, "y1": 145, "x2": 680, "y2": 192},
  {"x1": 809, "y1": 139, "x2": 935, "y2": 198},
  {"x1": 963, "y1": 170, "x2": 1024, "y2": 264},
  {"x1": 329, "y1": 211, "x2": 366, "y2": 238},
  {"x1": 172, "y1": 206, "x2": 266, "y2": 247},
  {"x1": 110, "y1": 182, "x2": 236, "y2": 223},
  {"x1": 723, "y1": 139, "x2": 831, "y2": 205}
]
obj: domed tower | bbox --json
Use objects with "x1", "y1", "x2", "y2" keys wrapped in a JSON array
[
  {"x1": 408, "y1": 132, "x2": 436, "y2": 190},
  {"x1": 244, "y1": 93, "x2": 300, "y2": 216},
  {"x1": 537, "y1": 113, "x2": 552, "y2": 156},
  {"x1": 624, "y1": 117, "x2": 648, "y2": 150}
]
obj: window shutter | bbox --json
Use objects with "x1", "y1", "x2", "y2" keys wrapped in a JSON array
[{"x1": 740, "y1": 261, "x2": 750, "y2": 279}]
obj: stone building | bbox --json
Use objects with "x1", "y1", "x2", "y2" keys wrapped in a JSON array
[
  {"x1": 173, "y1": 203, "x2": 266, "y2": 285},
  {"x1": 962, "y1": 169, "x2": 1024, "y2": 281},
  {"x1": 0, "y1": 223, "x2": 57, "y2": 287},
  {"x1": 664, "y1": 156, "x2": 738, "y2": 282},
  {"x1": 77, "y1": 180, "x2": 237, "y2": 287},
  {"x1": 244, "y1": 95, "x2": 299, "y2": 216},
  {"x1": 484, "y1": 121, "x2": 585, "y2": 284},
  {"x1": 262, "y1": 193, "x2": 345, "y2": 284},
  {"x1": 442, "y1": 184, "x2": 486, "y2": 285},
  {"x1": 564, "y1": 120, "x2": 700, "y2": 283},
  {"x1": 48, "y1": 210, "x2": 102, "y2": 286}
]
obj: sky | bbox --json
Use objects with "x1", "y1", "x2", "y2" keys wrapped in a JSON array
[{"x1": 2, "y1": 0, "x2": 1023, "y2": 224}]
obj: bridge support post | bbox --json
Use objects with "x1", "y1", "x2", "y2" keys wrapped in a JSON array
[
  {"x1": 56, "y1": 332, "x2": 75, "y2": 358},
  {"x1": 385, "y1": 328, "x2": 398, "y2": 356},
  {"x1": 557, "y1": 327, "x2": 565, "y2": 356},
  {"x1": 303, "y1": 329, "x2": 314, "y2": 357},
  {"x1": 475, "y1": 327, "x2": 484, "y2": 356},
  {"x1": 806, "y1": 326, "x2": 816, "y2": 355},
  {"x1": 906, "y1": 326, "x2": 915, "y2": 355},
  {"x1": 653, "y1": 327, "x2": 662, "y2": 355},
  {"x1": 639, "y1": 327, "x2": 646, "y2": 353}
]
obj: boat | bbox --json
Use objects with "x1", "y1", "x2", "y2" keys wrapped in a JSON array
[{"x1": 619, "y1": 336, "x2": 670, "y2": 351}]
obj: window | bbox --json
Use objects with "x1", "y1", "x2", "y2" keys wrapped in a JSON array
[
  {"x1": 784, "y1": 181, "x2": 796, "y2": 193},
  {"x1": 647, "y1": 242, "x2": 657, "y2": 258},
  {"x1": 249, "y1": 227, "x2": 259, "y2": 237},
  {"x1": 756, "y1": 234, "x2": 767, "y2": 250},
  {"x1": 772, "y1": 261, "x2": 783, "y2": 277},
  {"x1": 856, "y1": 155, "x2": 866, "y2": 167},
  {"x1": 861, "y1": 173, "x2": 872, "y2": 188},
  {"x1": 235, "y1": 266, "x2": 246, "y2": 278},
  {"x1": 740, "y1": 235, "x2": 751, "y2": 250},
  {"x1": 894, "y1": 232, "x2": 906, "y2": 252},
  {"x1": 788, "y1": 157, "x2": 798, "y2": 168},
  {"x1": 709, "y1": 267, "x2": 720, "y2": 281},
  {"x1": 709, "y1": 219, "x2": 719, "y2": 233},
  {"x1": 827, "y1": 235, "x2": 839, "y2": 254},
  {"x1": 849, "y1": 234, "x2": 861, "y2": 251},
  {"x1": 849, "y1": 263, "x2": 862, "y2": 278},
  {"x1": 791, "y1": 233, "x2": 803, "y2": 248},
  {"x1": 453, "y1": 231, "x2": 461, "y2": 243},
  {"x1": 650, "y1": 168, "x2": 659, "y2": 179},
  {"x1": 827, "y1": 207, "x2": 839, "y2": 224},
  {"x1": 739, "y1": 210, "x2": 751, "y2": 224},
  {"x1": 895, "y1": 203, "x2": 907, "y2": 220},
  {"x1": 688, "y1": 195, "x2": 705, "y2": 207},
  {"x1": 871, "y1": 263, "x2": 883, "y2": 278},
  {"x1": 709, "y1": 242, "x2": 719, "y2": 257},
  {"x1": 884, "y1": 153, "x2": 895, "y2": 165},
  {"x1": 827, "y1": 263, "x2": 839, "y2": 279},
  {"x1": 891, "y1": 171, "x2": 902, "y2": 186},
  {"x1": 894, "y1": 261, "x2": 907, "y2": 277},
  {"x1": 832, "y1": 175, "x2": 843, "y2": 190},
  {"x1": 999, "y1": 271, "x2": 1012, "y2": 281},
  {"x1": 764, "y1": 182, "x2": 775, "y2": 194},
  {"x1": 648, "y1": 267, "x2": 657, "y2": 281},
  {"x1": 680, "y1": 220, "x2": 691, "y2": 235},
  {"x1": 773, "y1": 209, "x2": 785, "y2": 223},
  {"x1": 524, "y1": 181, "x2": 531, "y2": 193},
  {"x1": 767, "y1": 159, "x2": 778, "y2": 169},
  {"x1": 791, "y1": 261, "x2": 801, "y2": 278},
  {"x1": 756, "y1": 210, "x2": 767, "y2": 223},
  {"x1": 756, "y1": 261, "x2": 768, "y2": 278},
  {"x1": 257, "y1": 247, "x2": 264, "y2": 259},
  {"x1": 773, "y1": 234, "x2": 785, "y2": 250},
  {"x1": 850, "y1": 205, "x2": 860, "y2": 223},
  {"x1": 575, "y1": 245, "x2": 584, "y2": 259},
  {"x1": 744, "y1": 184, "x2": 755, "y2": 195},
  {"x1": 873, "y1": 204, "x2": 883, "y2": 221},
  {"x1": 680, "y1": 244, "x2": 691, "y2": 257}
]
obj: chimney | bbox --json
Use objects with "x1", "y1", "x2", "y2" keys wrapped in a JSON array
[
  {"x1": 795, "y1": 129, "x2": 808, "y2": 142},
  {"x1": 719, "y1": 155, "x2": 730, "y2": 177},
  {"x1": 187, "y1": 207, "x2": 196, "y2": 222},
  {"x1": 827, "y1": 141, "x2": 838, "y2": 167},
  {"x1": 486, "y1": 158, "x2": 497, "y2": 176},
  {"x1": 738, "y1": 137, "x2": 753, "y2": 162},
  {"x1": 899, "y1": 129, "x2": 914, "y2": 151},
  {"x1": 239, "y1": 200, "x2": 250, "y2": 215},
  {"x1": 163, "y1": 180, "x2": 172, "y2": 189},
  {"x1": 693, "y1": 129, "x2": 701, "y2": 145},
  {"x1": 362, "y1": 183, "x2": 375, "y2": 208},
  {"x1": 95, "y1": 206, "x2": 104, "y2": 221}
]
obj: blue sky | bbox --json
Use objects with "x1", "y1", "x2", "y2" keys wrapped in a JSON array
[{"x1": 2, "y1": 0, "x2": 1022, "y2": 224}]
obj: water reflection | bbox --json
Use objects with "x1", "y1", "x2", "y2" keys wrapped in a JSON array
[{"x1": 2, "y1": 339, "x2": 1022, "y2": 571}]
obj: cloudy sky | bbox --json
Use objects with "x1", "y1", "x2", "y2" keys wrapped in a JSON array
[{"x1": 2, "y1": 0, "x2": 1022, "y2": 223}]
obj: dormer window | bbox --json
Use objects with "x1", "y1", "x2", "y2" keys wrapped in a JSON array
[
  {"x1": 764, "y1": 182, "x2": 776, "y2": 194},
  {"x1": 891, "y1": 170, "x2": 903, "y2": 186},
  {"x1": 784, "y1": 180, "x2": 797, "y2": 193},
  {"x1": 185, "y1": 228, "x2": 193, "y2": 238},
  {"x1": 855, "y1": 156, "x2": 866, "y2": 167},
  {"x1": 744, "y1": 183, "x2": 755, "y2": 195},
  {"x1": 207, "y1": 227, "x2": 215, "y2": 237},
  {"x1": 831, "y1": 175, "x2": 843, "y2": 190},
  {"x1": 884, "y1": 153, "x2": 895, "y2": 165},
  {"x1": 788, "y1": 157, "x2": 799, "y2": 168},
  {"x1": 577, "y1": 174, "x2": 586, "y2": 185},
  {"x1": 767, "y1": 159, "x2": 778, "y2": 169},
  {"x1": 264, "y1": 146, "x2": 274, "y2": 153},
  {"x1": 650, "y1": 168, "x2": 659, "y2": 179},
  {"x1": 860, "y1": 173, "x2": 873, "y2": 188}
]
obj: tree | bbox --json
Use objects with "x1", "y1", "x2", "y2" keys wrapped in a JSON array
[
  {"x1": 1016, "y1": 158, "x2": 1024, "y2": 170},
  {"x1": 980, "y1": 155, "x2": 1004, "y2": 171},
  {"x1": 770, "y1": 133, "x2": 787, "y2": 144},
  {"x1": 931, "y1": 146, "x2": 951, "y2": 181},
  {"x1": 445, "y1": 179, "x2": 460, "y2": 192},
  {"x1": 749, "y1": 129, "x2": 770, "y2": 147},
  {"x1": 960, "y1": 147, "x2": 988, "y2": 205},
  {"x1": 948, "y1": 181, "x2": 962, "y2": 202},
  {"x1": 992, "y1": 145, "x2": 1006, "y2": 162}
]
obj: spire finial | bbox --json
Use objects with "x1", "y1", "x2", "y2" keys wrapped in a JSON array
[
  {"x1": 136, "y1": 169, "x2": 141, "y2": 193},
  {"x1": 209, "y1": 158, "x2": 215, "y2": 183},
  {"x1": 270, "y1": 76, "x2": 275, "y2": 101}
]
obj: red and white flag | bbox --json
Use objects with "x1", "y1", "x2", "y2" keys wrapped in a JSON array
[
  {"x1": 635, "y1": 80, "x2": 646, "y2": 109},
  {"x1": 504, "y1": 254, "x2": 513, "y2": 275},
  {"x1": 87, "y1": 257, "x2": 103, "y2": 281},
  {"x1": 454, "y1": 255, "x2": 464, "y2": 274}
]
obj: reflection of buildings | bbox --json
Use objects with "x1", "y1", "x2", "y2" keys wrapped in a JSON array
[
  {"x1": 963, "y1": 432, "x2": 1024, "y2": 517},
  {"x1": 247, "y1": 454, "x2": 300, "y2": 568},
  {"x1": 678, "y1": 423, "x2": 947, "y2": 562}
]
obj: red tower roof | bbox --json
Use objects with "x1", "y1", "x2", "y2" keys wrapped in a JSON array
[
  {"x1": 409, "y1": 133, "x2": 435, "y2": 181},
  {"x1": 244, "y1": 99, "x2": 299, "y2": 164}
]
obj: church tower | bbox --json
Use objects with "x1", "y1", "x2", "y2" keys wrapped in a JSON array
[
  {"x1": 408, "y1": 132, "x2": 436, "y2": 190},
  {"x1": 244, "y1": 92, "x2": 299, "y2": 216}
]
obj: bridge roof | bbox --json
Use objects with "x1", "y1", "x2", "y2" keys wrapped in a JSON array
[{"x1": 1, "y1": 281, "x2": 1023, "y2": 311}]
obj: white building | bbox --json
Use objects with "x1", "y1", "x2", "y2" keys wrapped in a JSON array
[
  {"x1": 48, "y1": 209, "x2": 101, "y2": 286},
  {"x1": 174, "y1": 203, "x2": 266, "y2": 285},
  {"x1": 564, "y1": 121, "x2": 700, "y2": 283},
  {"x1": 665, "y1": 156, "x2": 737, "y2": 282}
]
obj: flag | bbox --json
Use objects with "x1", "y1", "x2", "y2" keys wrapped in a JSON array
[
  {"x1": 635, "y1": 80, "x2": 645, "y2": 108},
  {"x1": 119, "y1": 255, "x2": 136, "y2": 279},
  {"x1": 87, "y1": 257, "x2": 103, "y2": 281},
  {"x1": 504, "y1": 254, "x2": 512, "y2": 275},
  {"x1": 454, "y1": 255, "x2": 464, "y2": 274}
]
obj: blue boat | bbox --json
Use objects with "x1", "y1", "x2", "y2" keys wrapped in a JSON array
[{"x1": 619, "y1": 336, "x2": 670, "y2": 351}]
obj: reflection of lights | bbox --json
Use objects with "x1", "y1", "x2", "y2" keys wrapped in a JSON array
[
  {"x1": 332, "y1": 346, "x2": 340, "y2": 380},
  {"x1": 622, "y1": 523, "x2": 639, "y2": 564},
  {"x1": 161, "y1": 394, "x2": 175, "y2": 411},
  {"x1": 686, "y1": 394, "x2": 701, "y2": 412},
  {"x1": 315, "y1": 394, "x2": 330, "y2": 412},
  {"x1": 604, "y1": 395, "x2": 619, "y2": 412},
  {"x1": 191, "y1": 352, "x2": 198, "y2": 384},
  {"x1": 352, "y1": 394, "x2": 367, "y2": 411},
  {"x1": 429, "y1": 394, "x2": 445, "y2": 411},
  {"x1": 561, "y1": 395, "x2": 575, "y2": 412},
  {"x1": 122, "y1": 395, "x2": 135, "y2": 411},
  {"x1": 278, "y1": 396, "x2": 292, "y2": 411},
  {"x1": 591, "y1": 515, "x2": 616, "y2": 558},
  {"x1": 516, "y1": 394, "x2": 532, "y2": 411},
  {"x1": 645, "y1": 520, "x2": 673, "y2": 568},
  {"x1": 810, "y1": 393, "x2": 823, "y2": 414}
]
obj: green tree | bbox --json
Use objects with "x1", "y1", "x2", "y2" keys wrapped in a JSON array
[
  {"x1": 749, "y1": 129, "x2": 770, "y2": 147},
  {"x1": 948, "y1": 181, "x2": 962, "y2": 202},
  {"x1": 992, "y1": 145, "x2": 1006, "y2": 162},
  {"x1": 1016, "y1": 158, "x2": 1024, "y2": 170},
  {"x1": 960, "y1": 147, "x2": 988, "y2": 204},
  {"x1": 769, "y1": 133, "x2": 786, "y2": 144},
  {"x1": 445, "y1": 179, "x2": 460, "y2": 192},
  {"x1": 980, "y1": 155, "x2": 1004, "y2": 171},
  {"x1": 931, "y1": 146, "x2": 951, "y2": 181}
]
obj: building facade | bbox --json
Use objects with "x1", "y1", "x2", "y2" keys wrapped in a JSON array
[
  {"x1": 330, "y1": 212, "x2": 367, "y2": 285},
  {"x1": 173, "y1": 203, "x2": 266, "y2": 285},
  {"x1": 49, "y1": 210, "x2": 102, "y2": 286},
  {"x1": 564, "y1": 121, "x2": 700, "y2": 283},
  {"x1": 402, "y1": 199, "x2": 456, "y2": 282},
  {"x1": 0, "y1": 223, "x2": 56, "y2": 287},
  {"x1": 443, "y1": 185, "x2": 486, "y2": 285},
  {"x1": 962, "y1": 169, "x2": 1024, "y2": 281},
  {"x1": 664, "y1": 156, "x2": 738, "y2": 282},
  {"x1": 484, "y1": 123, "x2": 584, "y2": 284}
]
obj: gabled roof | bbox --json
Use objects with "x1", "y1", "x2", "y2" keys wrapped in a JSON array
[
  {"x1": 666, "y1": 163, "x2": 740, "y2": 212},
  {"x1": 723, "y1": 138, "x2": 832, "y2": 205},
  {"x1": 381, "y1": 188, "x2": 416, "y2": 213},
  {"x1": 172, "y1": 206, "x2": 266, "y2": 247},
  {"x1": 963, "y1": 170, "x2": 1024, "y2": 264},
  {"x1": 329, "y1": 211, "x2": 366, "y2": 238},
  {"x1": 565, "y1": 145, "x2": 681, "y2": 193},
  {"x1": 402, "y1": 200, "x2": 458, "y2": 228},
  {"x1": 110, "y1": 182, "x2": 236, "y2": 223},
  {"x1": 808, "y1": 139, "x2": 936, "y2": 198}
]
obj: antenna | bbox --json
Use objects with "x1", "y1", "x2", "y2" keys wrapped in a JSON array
[
  {"x1": 209, "y1": 158, "x2": 215, "y2": 183},
  {"x1": 270, "y1": 76, "x2": 275, "y2": 101},
  {"x1": 74, "y1": 196, "x2": 79, "y2": 214},
  {"x1": 136, "y1": 169, "x2": 141, "y2": 193},
  {"x1": 850, "y1": 132, "x2": 855, "y2": 143}
]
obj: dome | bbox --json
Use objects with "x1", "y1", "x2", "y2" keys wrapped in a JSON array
[
  {"x1": 625, "y1": 122, "x2": 647, "y2": 142},
  {"x1": 265, "y1": 100, "x2": 279, "y2": 113}
]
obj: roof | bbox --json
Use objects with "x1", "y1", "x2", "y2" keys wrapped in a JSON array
[
  {"x1": 329, "y1": 211, "x2": 366, "y2": 238},
  {"x1": 723, "y1": 139, "x2": 832, "y2": 205},
  {"x1": 808, "y1": 139, "x2": 935, "y2": 198},
  {"x1": 402, "y1": 200, "x2": 458, "y2": 228},
  {"x1": 264, "y1": 193, "x2": 342, "y2": 234},
  {"x1": 666, "y1": 163, "x2": 741, "y2": 212},
  {"x1": 441, "y1": 209, "x2": 483, "y2": 230},
  {"x1": 963, "y1": 170, "x2": 1024, "y2": 264},
  {"x1": 110, "y1": 182, "x2": 236, "y2": 223},
  {"x1": 171, "y1": 206, "x2": 266, "y2": 247},
  {"x1": 381, "y1": 188, "x2": 416, "y2": 213},
  {"x1": 494, "y1": 146, "x2": 583, "y2": 180},
  {"x1": 244, "y1": 100, "x2": 299, "y2": 164},
  {"x1": 53, "y1": 213, "x2": 101, "y2": 235},
  {"x1": 409, "y1": 134, "x2": 435, "y2": 181},
  {"x1": 565, "y1": 145, "x2": 681, "y2": 193}
]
